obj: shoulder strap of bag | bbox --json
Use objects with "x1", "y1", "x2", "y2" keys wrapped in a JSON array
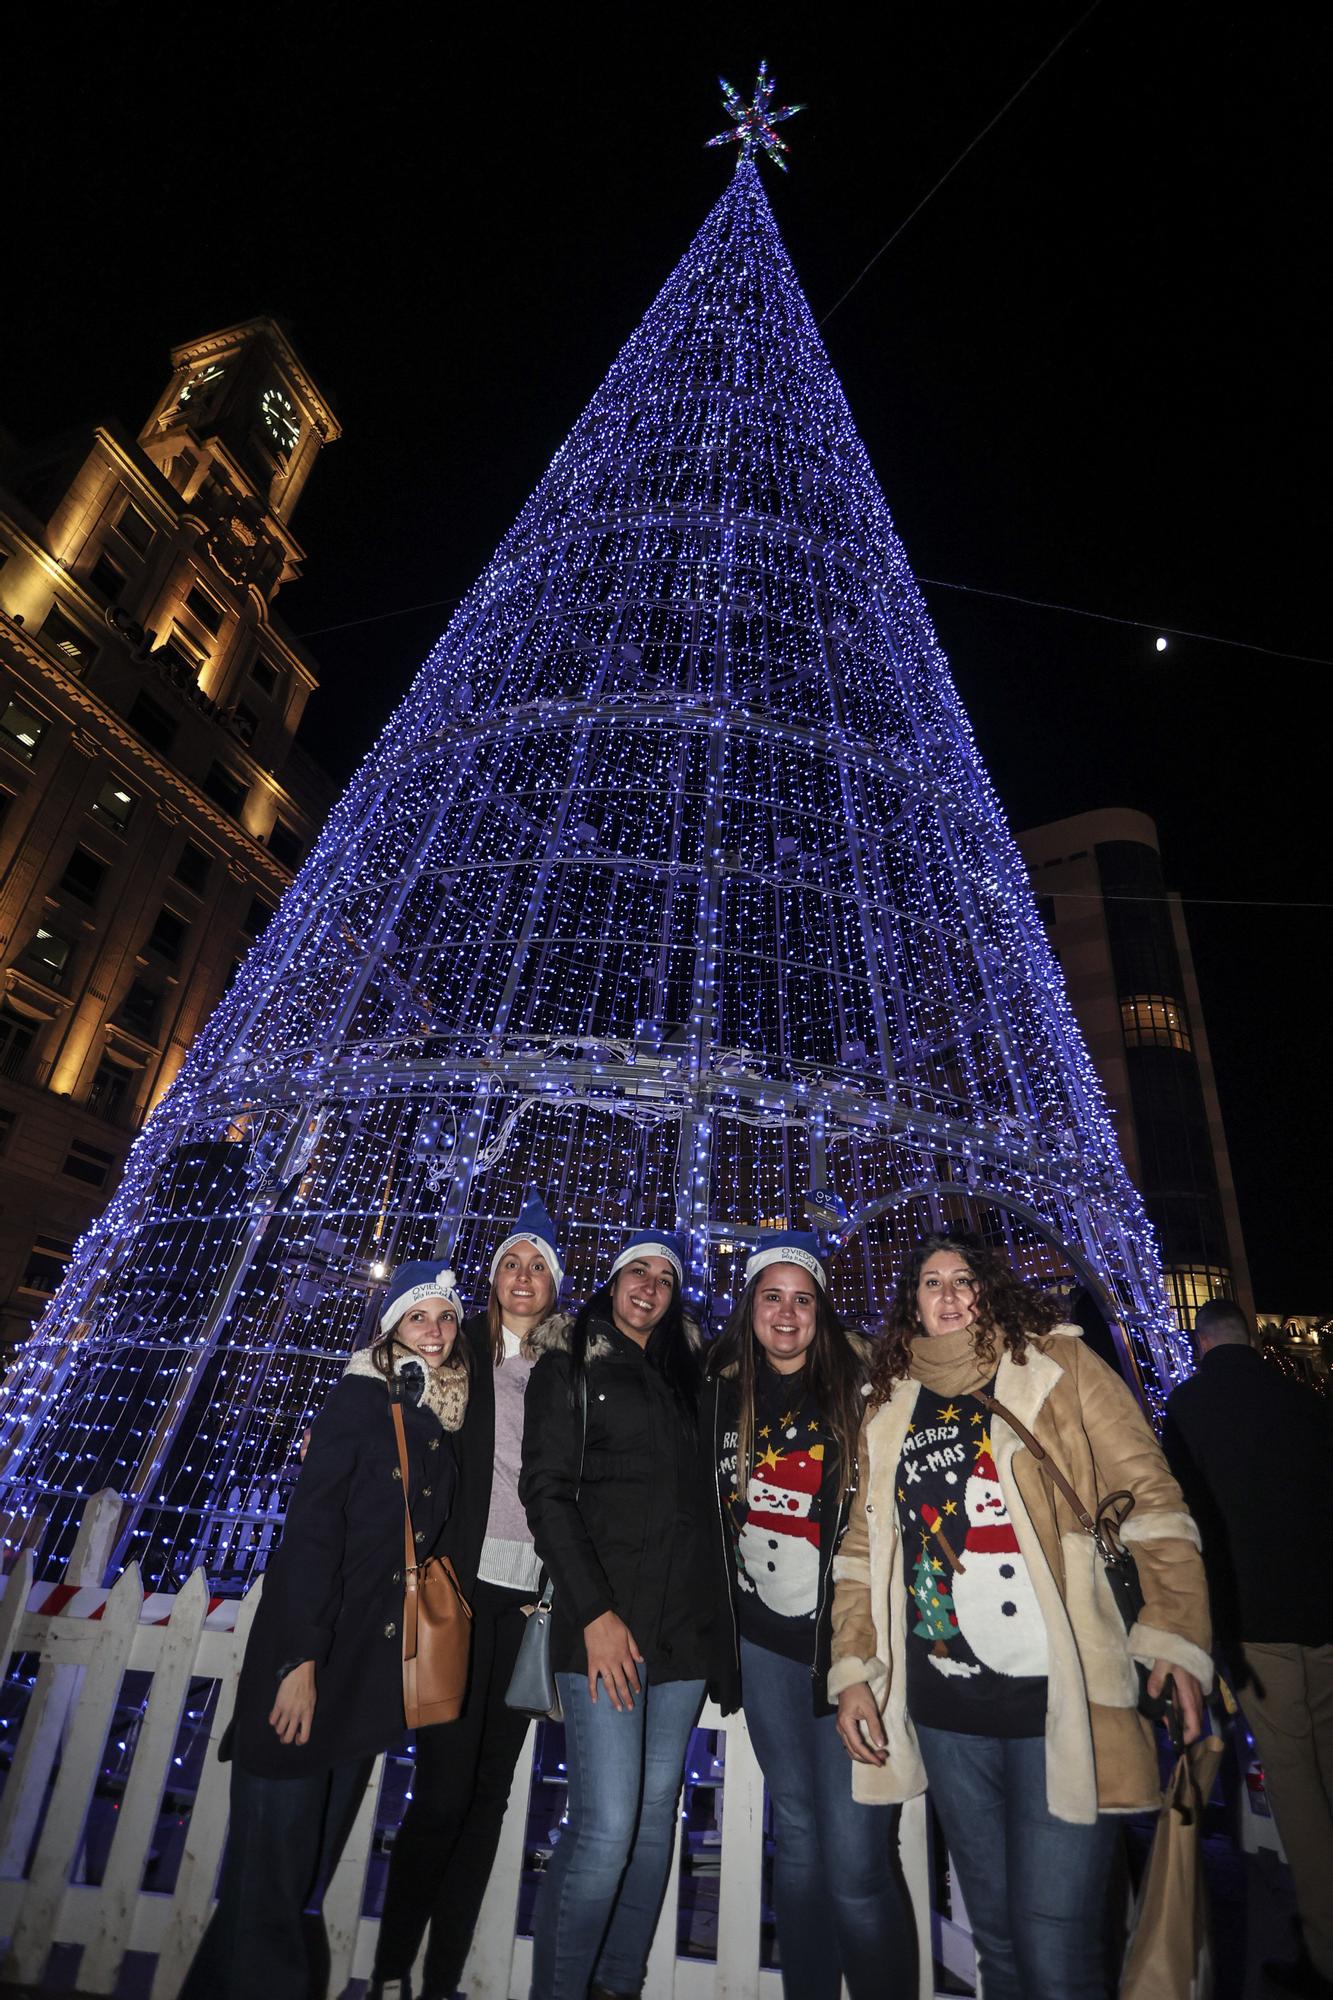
[
  {"x1": 973, "y1": 1387, "x2": 1097, "y2": 1533},
  {"x1": 390, "y1": 1399, "x2": 420, "y2": 1658}
]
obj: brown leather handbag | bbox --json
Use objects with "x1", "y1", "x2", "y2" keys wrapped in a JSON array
[{"x1": 390, "y1": 1399, "x2": 473, "y2": 1728}]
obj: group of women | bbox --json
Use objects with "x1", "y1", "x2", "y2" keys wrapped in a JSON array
[{"x1": 186, "y1": 1195, "x2": 1214, "y2": 2000}]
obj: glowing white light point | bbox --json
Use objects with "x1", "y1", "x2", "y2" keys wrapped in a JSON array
[{"x1": 1155, "y1": 635, "x2": 1168, "y2": 652}]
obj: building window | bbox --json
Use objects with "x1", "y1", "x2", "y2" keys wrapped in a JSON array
[
  {"x1": 268, "y1": 820, "x2": 302, "y2": 869},
  {"x1": 0, "y1": 1008, "x2": 37, "y2": 1081},
  {"x1": 59, "y1": 846, "x2": 108, "y2": 904},
  {"x1": 249, "y1": 656, "x2": 281, "y2": 697},
  {"x1": 114, "y1": 500, "x2": 155, "y2": 554},
  {"x1": 204, "y1": 762, "x2": 248, "y2": 817},
  {"x1": 88, "y1": 551, "x2": 127, "y2": 602},
  {"x1": 146, "y1": 906, "x2": 189, "y2": 962},
  {"x1": 20, "y1": 1235, "x2": 75, "y2": 1297},
  {"x1": 23, "y1": 924, "x2": 73, "y2": 988},
  {"x1": 1, "y1": 699, "x2": 48, "y2": 762},
  {"x1": 1164, "y1": 1265, "x2": 1232, "y2": 1334},
  {"x1": 118, "y1": 979, "x2": 160, "y2": 1038},
  {"x1": 1121, "y1": 993, "x2": 1192, "y2": 1052},
  {"x1": 87, "y1": 1055, "x2": 135, "y2": 1123},
  {"x1": 158, "y1": 628, "x2": 206, "y2": 682},
  {"x1": 243, "y1": 894, "x2": 275, "y2": 938},
  {"x1": 62, "y1": 1136, "x2": 119, "y2": 1190},
  {"x1": 0, "y1": 1106, "x2": 14, "y2": 1151},
  {"x1": 128, "y1": 690, "x2": 178, "y2": 754},
  {"x1": 40, "y1": 603, "x2": 101, "y2": 672},
  {"x1": 231, "y1": 701, "x2": 260, "y2": 746},
  {"x1": 183, "y1": 584, "x2": 225, "y2": 635},
  {"x1": 173, "y1": 840, "x2": 212, "y2": 893},
  {"x1": 91, "y1": 777, "x2": 136, "y2": 832}
]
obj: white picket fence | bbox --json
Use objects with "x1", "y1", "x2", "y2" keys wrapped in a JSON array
[{"x1": 0, "y1": 1492, "x2": 976, "y2": 1998}]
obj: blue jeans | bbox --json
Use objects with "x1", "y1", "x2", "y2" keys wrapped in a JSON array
[
  {"x1": 529, "y1": 1672, "x2": 705, "y2": 2000},
  {"x1": 916, "y1": 1724, "x2": 1119, "y2": 2000},
  {"x1": 741, "y1": 1638, "x2": 916, "y2": 2000}
]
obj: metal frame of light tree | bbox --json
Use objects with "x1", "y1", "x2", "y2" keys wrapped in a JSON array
[{"x1": 0, "y1": 150, "x2": 1187, "y2": 1591}]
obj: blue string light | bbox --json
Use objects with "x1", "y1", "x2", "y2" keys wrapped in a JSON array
[{"x1": 0, "y1": 155, "x2": 1187, "y2": 1591}]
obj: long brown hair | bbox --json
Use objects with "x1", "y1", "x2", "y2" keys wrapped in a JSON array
[
  {"x1": 868, "y1": 1231, "x2": 1060, "y2": 1407},
  {"x1": 707, "y1": 1269, "x2": 867, "y2": 1499},
  {"x1": 487, "y1": 1250, "x2": 558, "y2": 1364}
]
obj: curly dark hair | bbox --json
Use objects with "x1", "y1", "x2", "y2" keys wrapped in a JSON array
[{"x1": 868, "y1": 1231, "x2": 1060, "y2": 1407}]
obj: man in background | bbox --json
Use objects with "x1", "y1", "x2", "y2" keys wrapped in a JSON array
[{"x1": 1164, "y1": 1298, "x2": 1333, "y2": 1999}]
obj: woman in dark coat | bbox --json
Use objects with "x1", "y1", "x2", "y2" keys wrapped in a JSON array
[
  {"x1": 372, "y1": 1194, "x2": 565, "y2": 2000},
  {"x1": 183, "y1": 1261, "x2": 468, "y2": 2000},
  {"x1": 703, "y1": 1231, "x2": 914, "y2": 2000},
  {"x1": 519, "y1": 1229, "x2": 710, "y2": 2000}
]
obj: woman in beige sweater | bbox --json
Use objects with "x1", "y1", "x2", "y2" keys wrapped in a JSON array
[{"x1": 829, "y1": 1231, "x2": 1212, "y2": 2000}]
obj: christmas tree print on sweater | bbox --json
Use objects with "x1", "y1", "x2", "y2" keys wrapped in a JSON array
[
  {"x1": 896, "y1": 1390, "x2": 1049, "y2": 1730},
  {"x1": 909, "y1": 1539, "x2": 979, "y2": 1679}
]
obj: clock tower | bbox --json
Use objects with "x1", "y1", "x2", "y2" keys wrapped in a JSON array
[{"x1": 143, "y1": 317, "x2": 340, "y2": 539}]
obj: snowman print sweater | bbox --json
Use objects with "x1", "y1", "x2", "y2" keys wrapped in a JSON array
[
  {"x1": 894, "y1": 1378, "x2": 1048, "y2": 1735},
  {"x1": 722, "y1": 1361, "x2": 831, "y2": 1664}
]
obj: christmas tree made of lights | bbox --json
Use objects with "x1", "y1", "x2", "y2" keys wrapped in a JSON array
[{"x1": 0, "y1": 110, "x2": 1187, "y2": 1587}]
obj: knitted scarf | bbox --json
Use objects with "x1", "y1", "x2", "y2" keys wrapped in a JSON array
[
  {"x1": 906, "y1": 1324, "x2": 997, "y2": 1398},
  {"x1": 343, "y1": 1342, "x2": 468, "y2": 1432}
]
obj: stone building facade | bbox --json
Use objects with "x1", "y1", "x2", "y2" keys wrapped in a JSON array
[{"x1": 0, "y1": 319, "x2": 337, "y2": 1357}]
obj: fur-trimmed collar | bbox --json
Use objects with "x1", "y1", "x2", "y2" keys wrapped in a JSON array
[
  {"x1": 343, "y1": 1343, "x2": 468, "y2": 1432},
  {"x1": 508, "y1": 1311, "x2": 572, "y2": 1364},
  {"x1": 525, "y1": 1309, "x2": 704, "y2": 1362}
]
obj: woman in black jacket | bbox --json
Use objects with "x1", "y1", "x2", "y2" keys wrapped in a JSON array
[
  {"x1": 183, "y1": 1262, "x2": 467, "y2": 2000},
  {"x1": 703, "y1": 1231, "x2": 914, "y2": 2000},
  {"x1": 519, "y1": 1229, "x2": 710, "y2": 2000},
  {"x1": 373, "y1": 1195, "x2": 565, "y2": 2000}
]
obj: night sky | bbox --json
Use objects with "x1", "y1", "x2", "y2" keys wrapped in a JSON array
[{"x1": 8, "y1": 4, "x2": 1328, "y2": 1303}]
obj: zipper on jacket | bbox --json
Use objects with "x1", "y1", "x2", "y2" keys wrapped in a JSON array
[
  {"x1": 811, "y1": 1454, "x2": 858, "y2": 1693},
  {"x1": 713, "y1": 1390, "x2": 741, "y2": 1671}
]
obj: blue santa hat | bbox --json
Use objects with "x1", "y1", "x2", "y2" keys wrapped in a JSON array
[
  {"x1": 743, "y1": 1230, "x2": 828, "y2": 1291},
  {"x1": 488, "y1": 1188, "x2": 564, "y2": 1290},
  {"x1": 379, "y1": 1261, "x2": 465, "y2": 1336},
  {"x1": 608, "y1": 1228, "x2": 685, "y2": 1286}
]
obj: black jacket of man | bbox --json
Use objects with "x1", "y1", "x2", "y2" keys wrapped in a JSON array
[{"x1": 1163, "y1": 1343, "x2": 1333, "y2": 1648}]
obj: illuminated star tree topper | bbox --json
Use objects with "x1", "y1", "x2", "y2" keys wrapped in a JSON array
[{"x1": 706, "y1": 60, "x2": 805, "y2": 171}]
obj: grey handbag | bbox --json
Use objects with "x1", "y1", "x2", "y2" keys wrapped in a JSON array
[
  {"x1": 505, "y1": 1574, "x2": 560, "y2": 1718},
  {"x1": 504, "y1": 1374, "x2": 587, "y2": 1722}
]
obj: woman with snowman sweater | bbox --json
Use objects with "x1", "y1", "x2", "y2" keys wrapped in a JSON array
[
  {"x1": 830, "y1": 1230, "x2": 1213, "y2": 2000},
  {"x1": 702, "y1": 1230, "x2": 915, "y2": 2000}
]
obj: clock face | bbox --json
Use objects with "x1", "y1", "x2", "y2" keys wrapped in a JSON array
[
  {"x1": 178, "y1": 362, "x2": 226, "y2": 410},
  {"x1": 261, "y1": 385, "x2": 300, "y2": 459}
]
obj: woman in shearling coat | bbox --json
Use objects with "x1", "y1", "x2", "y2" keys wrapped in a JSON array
[{"x1": 830, "y1": 1231, "x2": 1212, "y2": 2000}]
